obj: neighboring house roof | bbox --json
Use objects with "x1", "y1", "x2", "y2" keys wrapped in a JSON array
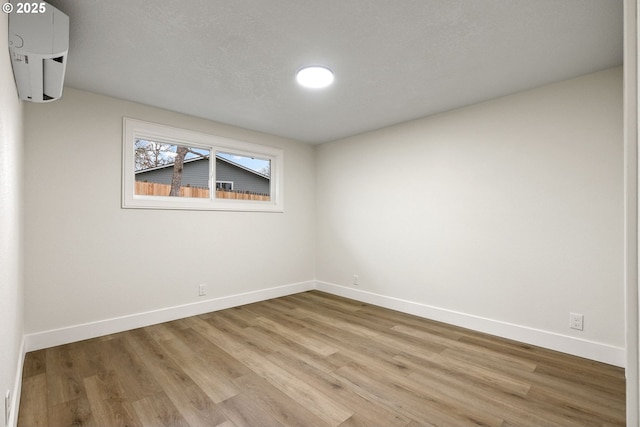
[
  {"x1": 134, "y1": 155, "x2": 207, "y2": 174},
  {"x1": 135, "y1": 154, "x2": 269, "y2": 180},
  {"x1": 216, "y1": 155, "x2": 270, "y2": 180}
]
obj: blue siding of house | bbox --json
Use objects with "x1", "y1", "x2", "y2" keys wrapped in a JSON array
[
  {"x1": 135, "y1": 158, "x2": 210, "y2": 188},
  {"x1": 216, "y1": 160, "x2": 270, "y2": 195},
  {"x1": 135, "y1": 158, "x2": 270, "y2": 195}
]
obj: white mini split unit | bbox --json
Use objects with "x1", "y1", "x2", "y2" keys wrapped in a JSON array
[{"x1": 8, "y1": 1, "x2": 69, "y2": 102}]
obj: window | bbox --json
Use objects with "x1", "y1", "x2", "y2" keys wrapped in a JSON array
[
  {"x1": 123, "y1": 118, "x2": 284, "y2": 212},
  {"x1": 134, "y1": 140, "x2": 210, "y2": 199},
  {"x1": 216, "y1": 181, "x2": 234, "y2": 191}
]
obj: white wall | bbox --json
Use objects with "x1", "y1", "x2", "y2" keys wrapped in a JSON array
[
  {"x1": 0, "y1": 12, "x2": 24, "y2": 427},
  {"x1": 316, "y1": 67, "x2": 624, "y2": 363},
  {"x1": 23, "y1": 88, "x2": 316, "y2": 340}
]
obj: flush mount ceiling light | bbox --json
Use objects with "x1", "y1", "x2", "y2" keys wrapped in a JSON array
[{"x1": 296, "y1": 66, "x2": 334, "y2": 89}]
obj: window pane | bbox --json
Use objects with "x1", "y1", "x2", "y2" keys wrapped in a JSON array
[
  {"x1": 134, "y1": 139, "x2": 210, "y2": 198},
  {"x1": 215, "y1": 151, "x2": 271, "y2": 201}
]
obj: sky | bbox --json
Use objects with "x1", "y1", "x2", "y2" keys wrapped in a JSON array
[{"x1": 217, "y1": 151, "x2": 270, "y2": 176}]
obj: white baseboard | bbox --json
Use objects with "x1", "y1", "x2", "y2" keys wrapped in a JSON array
[
  {"x1": 22, "y1": 279, "x2": 625, "y2": 368},
  {"x1": 9, "y1": 336, "x2": 25, "y2": 427},
  {"x1": 315, "y1": 281, "x2": 626, "y2": 367},
  {"x1": 24, "y1": 281, "x2": 315, "y2": 352}
]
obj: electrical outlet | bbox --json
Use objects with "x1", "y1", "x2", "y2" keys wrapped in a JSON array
[
  {"x1": 352, "y1": 274, "x2": 359, "y2": 286},
  {"x1": 198, "y1": 284, "x2": 207, "y2": 296},
  {"x1": 569, "y1": 312, "x2": 584, "y2": 331},
  {"x1": 5, "y1": 390, "x2": 11, "y2": 427}
]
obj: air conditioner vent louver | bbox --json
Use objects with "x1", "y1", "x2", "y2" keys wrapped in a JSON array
[{"x1": 8, "y1": 2, "x2": 69, "y2": 103}]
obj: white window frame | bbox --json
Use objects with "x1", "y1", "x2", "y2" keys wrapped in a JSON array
[
  {"x1": 216, "y1": 181, "x2": 234, "y2": 191},
  {"x1": 123, "y1": 118, "x2": 284, "y2": 212}
]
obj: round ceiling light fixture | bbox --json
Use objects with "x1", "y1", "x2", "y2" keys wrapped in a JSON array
[{"x1": 296, "y1": 66, "x2": 334, "y2": 89}]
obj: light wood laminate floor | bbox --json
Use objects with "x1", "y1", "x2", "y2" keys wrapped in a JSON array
[{"x1": 18, "y1": 291, "x2": 625, "y2": 426}]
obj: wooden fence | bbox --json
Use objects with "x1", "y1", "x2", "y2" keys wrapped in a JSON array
[
  {"x1": 135, "y1": 181, "x2": 270, "y2": 201},
  {"x1": 216, "y1": 190, "x2": 271, "y2": 201}
]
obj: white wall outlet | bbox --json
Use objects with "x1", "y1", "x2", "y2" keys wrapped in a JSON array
[
  {"x1": 353, "y1": 274, "x2": 359, "y2": 286},
  {"x1": 198, "y1": 284, "x2": 207, "y2": 296},
  {"x1": 569, "y1": 312, "x2": 584, "y2": 331},
  {"x1": 5, "y1": 390, "x2": 11, "y2": 427}
]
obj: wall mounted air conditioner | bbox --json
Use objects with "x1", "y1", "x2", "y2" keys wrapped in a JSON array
[{"x1": 8, "y1": 2, "x2": 69, "y2": 102}]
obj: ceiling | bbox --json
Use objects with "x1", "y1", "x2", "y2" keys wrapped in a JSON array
[{"x1": 46, "y1": 0, "x2": 623, "y2": 144}]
